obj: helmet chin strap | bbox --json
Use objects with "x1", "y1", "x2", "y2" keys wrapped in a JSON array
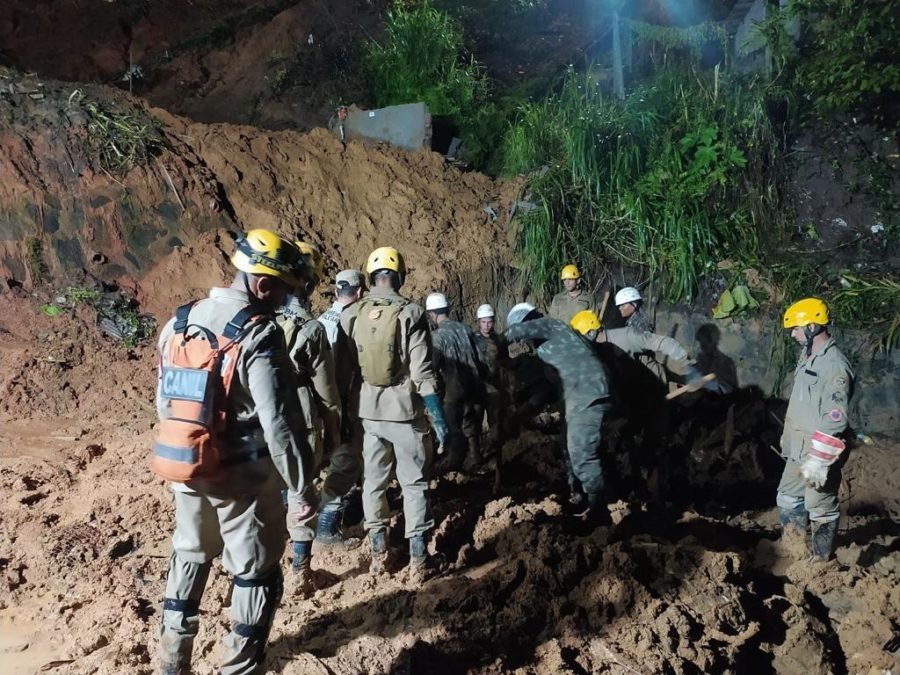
[{"x1": 803, "y1": 323, "x2": 825, "y2": 356}]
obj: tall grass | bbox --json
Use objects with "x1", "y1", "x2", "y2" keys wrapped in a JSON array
[
  {"x1": 505, "y1": 67, "x2": 783, "y2": 303},
  {"x1": 365, "y1": 0, "x2": 497, "y2": 165}
]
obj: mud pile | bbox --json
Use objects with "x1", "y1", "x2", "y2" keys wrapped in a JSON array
[
  {"x1": 0, "y1": 67, "x2": 514, "y2": 319},
  {"x1": 1, "y1": 293, "x2": 898, "y2": 674}
]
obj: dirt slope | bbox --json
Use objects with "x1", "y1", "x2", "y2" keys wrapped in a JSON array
[{"x1": 0, "y1": 68, "x2": 514, "y2": 318}]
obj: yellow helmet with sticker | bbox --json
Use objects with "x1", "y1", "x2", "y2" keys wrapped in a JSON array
[
  {"x1": 783, "y1": 298, "x2": 829, "y2": 328},
  {"x1": 231, "y1": 229, "x2": 303, "y2": 286},
  {"x1": 560, "y1": 264, "x2": 581, "y2": 281},
  {"x1": 571, "y1": 310, "x2": 601, "y2": 335}
]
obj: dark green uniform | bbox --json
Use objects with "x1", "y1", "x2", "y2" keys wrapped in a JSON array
[
  {"x1": 432, "y1": 318, "x2": 485, "y2": 466},
  {"x1": 505, "y1": 317, "x2": 611, "y2": 501},
  {"x1": 474, "y1": 331, "x2": 508, "y2": 456}
]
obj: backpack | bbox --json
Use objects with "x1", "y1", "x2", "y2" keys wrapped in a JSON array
[
  {"x1": 354, "y1": 296, "x2": 407, "y2": 387},
  {"x1": 151, "y1": 302, "x2": 258, "y2": 482}
]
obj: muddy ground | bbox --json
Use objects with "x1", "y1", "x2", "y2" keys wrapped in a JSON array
[{"x1": 0, "y1": 284, "x2": 898, "y2": 675}]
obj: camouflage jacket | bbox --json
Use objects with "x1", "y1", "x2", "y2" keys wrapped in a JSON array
[
  {"x1": 432, "y1": 318, "x2": 485, "y2": 398},
  {"x1": 548, "y1": 289, "x2": 594, "y2": 325},
  {"x1": 505, "y1": 317, "x2": 611, "y2": 415}
]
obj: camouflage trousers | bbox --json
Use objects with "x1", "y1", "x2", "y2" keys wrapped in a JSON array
[{"x1": 561, "y1": 402, "x2": 607, "y2": 498}]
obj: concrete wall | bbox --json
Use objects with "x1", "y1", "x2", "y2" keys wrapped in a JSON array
[{"x1": 652, "y1": 307, "x2": 899, "y2": 436}]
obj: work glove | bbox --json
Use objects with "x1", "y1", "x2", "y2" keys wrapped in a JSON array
[
  {"x1": 800, "y1": 430, "x2": 846, "y2": 489},
  {"x1": 423, "y1": 393, "x2": 449, "y2": 447}
]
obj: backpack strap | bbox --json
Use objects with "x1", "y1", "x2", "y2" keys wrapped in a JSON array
[
  {"x1": 223, "y1": 306, "x2": 259, "y2": 340},
  {"x1": 173, "y1": 302, "x2": 197, "y2": 335}
]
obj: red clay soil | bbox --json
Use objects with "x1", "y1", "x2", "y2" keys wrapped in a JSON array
[{"x1": 0, "y1": 290, "x2": 898, "y2": 674}]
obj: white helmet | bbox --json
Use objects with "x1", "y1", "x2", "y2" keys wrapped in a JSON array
[
  {"x1": 615, "y1": 286, "x2": 642, "y2": 306},
  {"x1": 507, "y1": 302, "x2": 536, "y2": 326},
  {"x1": 476, "y1": 303, "x2": 495, "y2": 320},
  {"x1": 425, "y1": 292, "x2": 450, "y2": 311}
]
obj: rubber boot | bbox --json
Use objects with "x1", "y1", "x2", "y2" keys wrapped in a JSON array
[
  {"x1": 586, "y1": 492, "x2": 611, "y2": 527},
  {"x1": 286, "y1": 540, "x2": 315, "y2": 599},
  {"x1": 160, "y1": 663, "x2": 189, "y2": 675},
  {"x1": 811, "y1": 520, "x2": 838, "y2": 561},
  {"x1": 315, "y1": 509, "x2": 362, "y2": 549},
  {"x1": 778, "y1": 505, "x2": 809, "y2": 537},
  {"x1": 463, "y1": 436, "x2": 482, "y2": 473},
  {"x1": 369, "y1": 529, "x2": 389, "y2": 575},
  {"x1": 408, "y1": 534, "x2": 428, "y2": 584}
]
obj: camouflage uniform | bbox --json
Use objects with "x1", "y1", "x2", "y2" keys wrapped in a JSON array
[
  {"x1": 505, "y1": 317, "x2": 612, "y2": 501},
  {"x1": 474, "y1": 331, "x2": 508, "y2": 455},
  {"x1": 431, "y1": 318, "x2": 485, "y2": 466},
  {"x1": 777, "y1": 338, "x2": 853, "y2": 524},
  {"x1": 548, "y1": 289, "x2": 594, "y2": 325}
]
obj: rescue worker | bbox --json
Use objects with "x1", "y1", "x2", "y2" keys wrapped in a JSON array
[
  {"x1": 340, "y1": 247, "x2": 448, "y2": 581},
  {"x1": 615, "y1": 286, "x2": 652, "y2": 332},
  {"x1": 570, "y1": 309, "x2": 718, "y2": 499},
  {"x1": 318, "y1": 269, "x2": 367, "y2": 347},
  {"x1": 777, "y1": 298, "x2": 853, "y2": 561},
  {"x1": 276, "y1": 241, "x2": 345, "y2": 598},
  {"x1": 316, "y1": 269, "x2": 367, "y2": 545},
  {"x1": 473, "y1": 304, "x2": 507, "y2": 463},
  {"x1": 570, "y1": 309, "x2": 711, "y2": 387},
  {"x1": 505, "y1": 303, "x2": 612, "y2": 521},
  {"x1": 154, "y1": 229, "x2": 313, "y2": 675},
  {"x1": 548, "y1": 264, "x2": 594, "y2": 324},
  {"x1": 425, "y1": 292, "x2": 485, "y2": 472}
]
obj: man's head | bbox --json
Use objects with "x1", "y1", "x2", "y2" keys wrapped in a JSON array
[
  {"x1": 476, "y1": 303, "x2": 495, "y2": 336},
  {"x1": 425, "y1": 292, "x2": 450, "y2": 327},
  {"x1": 366, "y1": 246, "x2": 405, "y2": 291},
  {"x1": 561, "y1": 264, "x2": 581, "y2": 293},
  {"x1": 507, "y1": 302, "x2": 541, "y2": 326},
  {"x1": 230, "y1": 229, "x2": 303, "y2": 310},
  {"x1": 783, "y1": 297, "x2": 830, "y2": 354},
  {"x1": 335, "y1": 269, "x2": 365, "y2": 306},
  {"x1": 571, "y1": 310, "x2": 602, "y2": 342},
  {"x1": 615, "y1": 286, "x2": 642, "y2": 319}
]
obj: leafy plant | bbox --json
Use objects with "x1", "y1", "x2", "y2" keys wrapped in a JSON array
[
  {"x1": 365, "y1": 1, "x2": 496, "y2": 164},
  {"x1": 25, "y1": 236, "x2": 47, "y2": 283},
  {"x1": 504, "y1": 66, "x2": 783, "y2": 303},
  {"x1": 68, "y1": 90, "x2": 166, "y2": 174}
]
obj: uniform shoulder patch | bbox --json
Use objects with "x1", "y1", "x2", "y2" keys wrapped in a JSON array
[{"x1": 828, "y1": 408, "x2": 845, "y2": 422}]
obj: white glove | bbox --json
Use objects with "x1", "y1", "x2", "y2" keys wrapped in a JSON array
[{"x1": 801, "y1": 430, "x2": 846, "y2": 489}]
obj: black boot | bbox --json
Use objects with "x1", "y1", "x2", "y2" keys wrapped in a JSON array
[
  {"x1": 778, "y1": 505, "x2": 809, "y2": 536},
  {"x1": 369, "y1": 529, "x2": 389, "y2": 575},
  {"x1": 287, "y1": 540, "x2": 315, "y2": 598},
  {"x1": 408, "y1": 534, "x2": 428, "y2": 583},
  {"x1": 811, "y1": 520, "x2": 838, "y2": 561},
  {"x1": 315, "y1": 509, "x2": 362, "y2": 548}
]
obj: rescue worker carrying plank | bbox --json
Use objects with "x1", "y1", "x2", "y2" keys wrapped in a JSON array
[
  {"x1": 276, "y1": 241, "x2": 347, "y2": 599},
  {"x1": 505, "y1": 303, "x2": 612, "y2": 523},
  {"x1": 777, "y1": 298, "x2": 854, "y2": 561},
  {"x1": 340, "y1": 247, "x2": 448, "y2": 582},
  {"x1": 153, "y1": 229, "x2": 314, "y2": 675},
  {"x1": 426, "y1": 291, "x2": 486, "y2": 473},
  {"x1": 548, "y1": 264, "x2": 594, "y2": 324}
]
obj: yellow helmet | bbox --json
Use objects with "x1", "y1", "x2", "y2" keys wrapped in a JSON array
[
  {"x1": 783, "y1": 298, "x2": 830, "y2": 328},
  {"x1": 295, "y1": 241, "x2": 324, "y2": 282},
  {"x1": 231, "y1": 229, "x2": 302, "y2": 286},
  {"x1": 571, "y1": 310, "x2": 601, "y2": 335},
  {"x1": 366, "y1": 246, "x2": 406, "y2": 275},
  {"x1": 561, "y1": 264, "x2": 581, "y2": 280}
]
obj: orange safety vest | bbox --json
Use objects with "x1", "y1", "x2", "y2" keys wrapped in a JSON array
[{"x1": 151, "y1": 302, "x2": 259, "y2": 482}]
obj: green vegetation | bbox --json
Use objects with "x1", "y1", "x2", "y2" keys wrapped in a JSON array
[
  {"x1": 365, "y1": 0, "x2": 498, "y2": 166},
  {"x1": 66, "y1": 287, "x2": 155, "y2": 350},
  {"x1": 177, "y1": 0, "x2": 299, "y2": 53},
  {"x1": 504, "y1": 66, "x2": 782, "y2": 302},
  {"x1": 68, "y1": 90, "x2": 166, "y2": 174},
  {"x1": 25, "y1": 236, "x2": 47, "y2": 283}
]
